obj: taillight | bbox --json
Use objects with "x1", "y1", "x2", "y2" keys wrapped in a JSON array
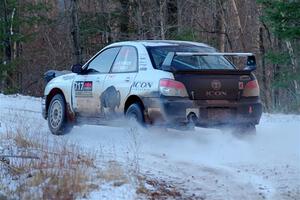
[
  {"x1": 242, "y1": 80, "x2": 260, "y2": 97},
  {"x1": 159, "y1": 79, "x2": 188, "y2": 97}
]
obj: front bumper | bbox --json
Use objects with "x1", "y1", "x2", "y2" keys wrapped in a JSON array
[
  {"x1": 143, "y1": 97, "x2": 262, "y2": 126},
  {"x1": 42, "y1": 97, "x2": 47, "y2": 119}
]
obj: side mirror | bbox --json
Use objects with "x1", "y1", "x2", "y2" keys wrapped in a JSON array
[
  {"x1": 244, "y1": 55, "x2": 256, "y2": 71},
  {"x1": 71, "y1": 64, "x2": 83, "y2": 74}
]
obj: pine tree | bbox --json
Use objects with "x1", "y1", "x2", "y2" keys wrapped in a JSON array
[
  {"x1": 0, "y1": 0, "x2": 50, "y2": 93},
  {"x1": 258, "y1": 0, "x2": 300, "y2": 111}
]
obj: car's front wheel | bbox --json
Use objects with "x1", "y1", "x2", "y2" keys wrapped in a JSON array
[
  {"x1": 125, "y1": 103, "x2": 145, "y2": 125},
  {"x1": 48, "y1": 94, "x2": 72, "y2": 135}
]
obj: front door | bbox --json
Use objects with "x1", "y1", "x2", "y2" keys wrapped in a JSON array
[{"x1": 72, "y1": 47, "x2": 121, "y2": 117}]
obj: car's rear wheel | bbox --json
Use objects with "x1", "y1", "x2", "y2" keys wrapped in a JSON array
[
  {"x1": 48, "y1": 94, "x2": 72, "y2": 135},
  {"x1": 125, "y1": 103, "x2": 145, "y2": 125}
]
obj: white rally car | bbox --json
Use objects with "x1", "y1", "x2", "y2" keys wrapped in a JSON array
[{"x1": 42, "y1": 40, "x2": 262, "y2": 135}]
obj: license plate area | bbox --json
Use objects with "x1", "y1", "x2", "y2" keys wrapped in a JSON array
[{"x1": 206, "y1": 108, "x2": 233, "y2": 121}]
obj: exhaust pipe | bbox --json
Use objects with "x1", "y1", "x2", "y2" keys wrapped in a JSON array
[{"x1": 187, "y1": 112, "x2": 198, "y2": 125}]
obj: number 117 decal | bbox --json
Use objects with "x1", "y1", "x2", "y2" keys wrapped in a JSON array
[{"x1": 74, "y1": 81, "x2": 93, "y2": 97}]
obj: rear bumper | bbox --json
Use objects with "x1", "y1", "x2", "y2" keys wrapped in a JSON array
[{"x1": 143, "y1": 97, "x2": 262, "y2": 126}]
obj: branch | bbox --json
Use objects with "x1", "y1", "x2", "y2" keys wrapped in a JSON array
[
  {"x1": 0, "y1": 155, "x2": 40, "y2": 159},
  {"x1": 0, "y1": 158, "x2": 21, "y2": 174},
  {"x1": 195, "y1": 21, "x2": 226, "y2": 35}
]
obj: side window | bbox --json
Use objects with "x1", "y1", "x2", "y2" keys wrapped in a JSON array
[
  {"x1": 111, "y1": 46, "x2": 138, "y2": 73},
  {"x1": 88, "y1": 47, "x2": 120, "y2": 73}
]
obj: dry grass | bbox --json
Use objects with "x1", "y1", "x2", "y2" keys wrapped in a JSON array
[
  {"x1": 0, "y1": 130, "x2": 100, "y2": 200},
  {"x1": 0, "y1": 109, "x2": 140, "y2": 200},
  {"x1": 0, "y1": 110, "x2": 192, "y2": 200},
  {"x1": 136, "y1": 177, "x2": 186, "y2": 200},
  {"x1": 97, "y1": 160, "x2": 129, "y2": 187},
  {"x1": 0, "y1": 109, "x2": 102, "y2": 200}
]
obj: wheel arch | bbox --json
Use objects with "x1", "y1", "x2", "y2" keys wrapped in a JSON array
[
  {"x1": 124, "y1": 95, "x2": 145, "y2": 114},
  {"x1": 46, "y1": 88, "x2": 66, "y2": 113}
]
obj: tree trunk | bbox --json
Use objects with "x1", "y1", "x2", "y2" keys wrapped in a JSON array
[
  {"x1": 135, "y1": 0, "x2": 144, "y2": 39},
  {"x1": 119, "y1": 0, "x2": 130, "y2": 39},
  {"x1": 216, "y1": 0, "x2": 226, "y2": 52},
  {"x1": 285, "y1": 40, "x2": 299, "y2": 95},
  {"x1": 176, "y1": 0, "x2": 183, "y2": 34},
  {"x1": 273, "y1": 38, "x2": 281, "y2": 110},
  {"x1": 167, "y1": 0, "x2": 177, "y2": 37},
  {"x1": 158, "y1": 0, "x2": 166, "y2": 39},
  {"x1": 2, "y1": 0, "x2": 12, "y2": 90},
  {"x1": 258, "y1": 26, "x2": 272, "y2": 111},
  {"x1": 70, "y1": 0, "x2": 82, "y2": 65},
  {"x1": 229, "y1": 0, "x2": 245, "y2": 51}
]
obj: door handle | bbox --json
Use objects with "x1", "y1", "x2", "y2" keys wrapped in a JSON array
[{"x1": 125, "y1": 77, "x2": 131, "y2": 82}]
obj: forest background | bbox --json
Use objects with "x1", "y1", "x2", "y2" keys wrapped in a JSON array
[{"x1": 0, "y1": 0, "x2": 299, "y2": 113}]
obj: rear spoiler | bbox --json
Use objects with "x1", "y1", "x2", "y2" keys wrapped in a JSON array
[{"x1": 161, "y1": 52, "x2": 256, "y2": 72}]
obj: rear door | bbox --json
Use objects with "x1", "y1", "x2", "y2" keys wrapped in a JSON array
[
  {"x1": 101, "y1": 46, "x2": 138, "y2": 118},
  {"x1": 72, "y1": 47, "x2": 121, "y2": 117}
]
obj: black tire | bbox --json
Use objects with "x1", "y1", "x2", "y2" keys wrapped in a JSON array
[
  {"x1": 47, "y1": 94, "x2": 72, "y2": 135},
  {"x1": 125, "y1": 103, "x2": 145, "y2": 125}
]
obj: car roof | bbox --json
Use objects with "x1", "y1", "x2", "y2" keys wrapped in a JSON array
[{"x1": 108, "y1": 40, "x2": 212, "y2": 48}]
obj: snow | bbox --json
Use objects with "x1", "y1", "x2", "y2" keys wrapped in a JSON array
[
  {"x1": 0, "y1": 93, "x2": 300, "y2": 199},
  {"x1": 87, "y1": 183, "x2": 137, "y2": 200}
]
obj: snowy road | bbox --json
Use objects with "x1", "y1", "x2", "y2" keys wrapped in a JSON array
[{"x1": 0, "y1": 94, "x2": 300, "y2": 199}]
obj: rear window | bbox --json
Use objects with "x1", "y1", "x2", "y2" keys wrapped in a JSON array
[{"x1": 148, "y1": 46, "x2": 235, "y2": 70}]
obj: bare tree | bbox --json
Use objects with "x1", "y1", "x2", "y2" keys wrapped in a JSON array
[
  {"x1": 158, "y1": 0, "x2": 166, "y2": 39},
  {"x1": 229, "y1": 0, "x2": 245, "y2": 51},
  {"x1": 70, "y1": 0, "x2": 82, "y2": 64},
  {"x1": 216, "y1": 0, "x2": 226, "y2": 52}
]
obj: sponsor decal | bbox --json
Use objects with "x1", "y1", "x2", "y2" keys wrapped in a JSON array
[
  {"x1": 206, "y1": 91, "x2": 227, "y2": 96},
  {"x1": 132, "y1": 81, "x2": 153, "y2": 89},
  {"x1": 139, "y1": 55, "x2": 147, "y2": 60},
  {"x1": 139, "y1": 59, "x2": 148, "y2": 69},
  {"x1": 74, "y1": 81, "x2": 93, "y2": 97},
  {"x1": 100, "y1": 86, "x2": 121, "y2": 118},
  {"x1": 211, "y1": 80, "x2": 221, "y2": 90},
  {"x1": 63, "y1": 75, "x2": 75, "y2": 80},
  {"x1": 132, "y1": 81, "x2": 153, "y2": 92},
  {"x1": 139, "y1": 67, "x2": 147, "y2": 71},
  {"x1": 139, "y1": 56, "x2": 147, "y2": 66},
  {"x1": 108, "y1": 74, "x2": 116, "y2": 78},
  {"x1": 207, "y1": 80, "x2": 226, "y2": 96}
]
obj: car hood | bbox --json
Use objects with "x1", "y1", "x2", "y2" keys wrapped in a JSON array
[{"x1": 47, "y1": 72, "x2": 76, "y2": 84}]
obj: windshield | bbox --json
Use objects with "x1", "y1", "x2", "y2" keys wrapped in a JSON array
[{"x1": 148, "y1": 45, "x2": 235, "y2": 70}]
